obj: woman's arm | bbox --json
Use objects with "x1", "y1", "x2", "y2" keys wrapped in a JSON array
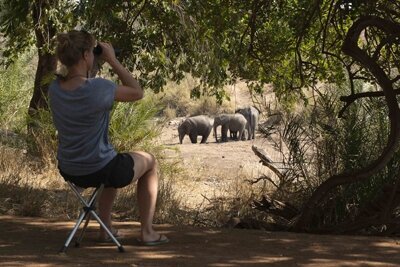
[{"x1": 99, "y1": 42, "x2": 143, "y2": 102}]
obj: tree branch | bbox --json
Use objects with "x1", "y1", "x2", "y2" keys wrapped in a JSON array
[
  {"x1": 338, "y1": 89, "x2": 400, "y2": 117},
  {"x1": 251, "y1": 145, "x2": 287, "y2": 181},
  {"x1": 372, "y1": 35, "x2": 399, "y2": 61},
  {"x1": 246, "y1": 175, "x2": 279, "y2": 189},
  {"x1": 392, "y1": 75, "x2": 400, "y2": 84},
  {"x1": 295, "y1": 16, "x2": 400, "y2": 231}
]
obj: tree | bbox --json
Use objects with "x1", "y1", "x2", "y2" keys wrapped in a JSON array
[
  {"x1": 0, "y1": 0, "x2": 232, "y2": 113},
  {"x1": 295, "y1": 14, "x2": 400, "y2": 231},
  {"x1": 0, "y1": 0, "x2": 79, "y2": 115}
]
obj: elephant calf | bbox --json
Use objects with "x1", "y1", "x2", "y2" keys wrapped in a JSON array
[
  {"x1": 178, "y1": 115, "x2": 212, "y2": 144},
  {"x1": 213, "y1": 113, "x2": 247, "y2": 142},
  {"x1": 230, "y1": 129, "x2": 248, "y2": 141}
]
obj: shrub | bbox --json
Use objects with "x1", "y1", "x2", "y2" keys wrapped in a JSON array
[
  {"x1": 259, "y1": 82, "x2": 396, "y2": 229},
  {"x1": 156, "y1": 76, "x2": 235, "y2": 119},
  {"x1": 110, "y1": 90, "x2": 165, "y2": 152},
  {"x1": 0, "y1": 50, "x2": 35, "y2": 133}
]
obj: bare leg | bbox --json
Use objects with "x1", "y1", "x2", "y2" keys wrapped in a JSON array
[
  {"x1": 130, "y1": 151, "x2": 167, "y2": 243},
  {"x1": 98, "y1": 187, "x2": 117, "y2": 238}
]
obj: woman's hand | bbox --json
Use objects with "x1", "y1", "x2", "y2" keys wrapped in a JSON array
[{"x1": 98, "y1": 41, "x2": 118, "y2": 64}]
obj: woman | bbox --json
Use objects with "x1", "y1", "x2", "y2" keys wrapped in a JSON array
[{"x1": 49, "y1": 30, "x2": 169, "y2": 246}]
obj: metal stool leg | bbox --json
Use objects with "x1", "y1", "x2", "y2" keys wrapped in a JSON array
[
  {"x1": 59, "y1": 182, "x2": 124, "y2": 253},
  {"x1": 59, "y1": 210, "x2": 87, "y2": 253},
  {"x1": 75, "y1": 213, "x2": 91, "y2": 247},
  {"x1": 75, "y1": 185, "x2": 101, "y2": 247}
]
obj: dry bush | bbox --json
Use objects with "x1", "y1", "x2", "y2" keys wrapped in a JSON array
[
  {"x1": 0, "y1": 141, "x2": 188, "y2": 225},
  {"x1": 0, "y1": 145, "x2": 71, "y2": 217},
  {"x1": 182, "y1": 172, "x2": 270, "y2": 228},
  {"x1": 161, "y1": 152, "x2": 275, "y2": 228},
  {"x1": 255, "y1": 82, "x2": 400, "y2": 230},
  {"x1": 187, "y1": 95, "x2": 234, "y2": 116},
  {"x1": 156, "y1": 76, "x2": 236, "y2": 118},
  {"x1": 163, "y1": 105, "x2": 177, "y2": 120},
  {"x1": 157, "y1": 79, "x2": 193, "y2": 117}
]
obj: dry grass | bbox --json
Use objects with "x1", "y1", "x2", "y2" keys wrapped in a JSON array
[
  {"x1": 0, "y1": 140, "x2": 265, "y2": 228},
  {"x1": 0, "y1": 145, "x2": 69, "y2": 217},
  {"x1": 176, "y1": 170, "x2": 270, "y2": 228},
  {"x1": 156, "y1": 76, "x2": 236, "y2": 118},
  {"x1": 0, "y1": 142, "x2": 186, "y2": 223}
]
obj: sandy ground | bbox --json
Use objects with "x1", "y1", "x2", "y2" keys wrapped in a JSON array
[
  {"x1": 1, "y1": 215, "x2": 400, "y2": 266},
  {"x1": 159, "y1": 116, "x2": 283, "y2": 208}
]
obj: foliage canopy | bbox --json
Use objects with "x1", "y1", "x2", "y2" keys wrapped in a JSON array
[{"x1": 1, "y1": 1, "x2": 399, "y2": 104}]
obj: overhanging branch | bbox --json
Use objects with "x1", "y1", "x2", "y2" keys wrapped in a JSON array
[{"x1": 338, "y1": 89, "x2": 400, "y2": 118}]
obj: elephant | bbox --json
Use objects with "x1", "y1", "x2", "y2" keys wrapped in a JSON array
[
  {"x1": 213, "y1": 113, "x2": 247, "y2": 142},
  {"x1": 230, "y1": 130, "x2": 237, "y2": 140},
  {"x1": 178, "y1": 115, "x2": 212, "y2": 144},
  {"x1": 230, "y1": 129, "x2": 248, "y2": 141},
  {"x1": 235, "y1": 106, "x2": 260, "y2": 140}
]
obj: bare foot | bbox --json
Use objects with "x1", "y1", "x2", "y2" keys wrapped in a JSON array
[{"x1": 98, "y1": 227, "x2": 119, "y2": 242}]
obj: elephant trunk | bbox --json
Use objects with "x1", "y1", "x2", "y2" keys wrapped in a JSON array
[
  {"x1": 213, "y1": 124, "x2": 218, "y2": 142},
  {"x1": 179, "y1": 132, "x2": 184, "y2": 144},
  {"x1": 178, "y1": 124, "x2": 185, "y2": 144}
]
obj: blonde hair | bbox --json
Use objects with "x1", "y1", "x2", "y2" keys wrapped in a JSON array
[{"x1": 56, "y1": 30, "x2": 96, "y2": 67}]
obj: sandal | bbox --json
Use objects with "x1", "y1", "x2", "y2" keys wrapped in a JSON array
[{"x1": 137, "y1": 234, "x2": 169, "y2": 246}]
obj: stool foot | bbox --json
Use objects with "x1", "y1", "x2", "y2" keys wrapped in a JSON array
[{"x1": 59, "y1": 245, "x2": 67, "y2": 254}]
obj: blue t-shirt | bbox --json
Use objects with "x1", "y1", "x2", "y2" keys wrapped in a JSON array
[{"x1": 49, "y1": 77, "x2": 117, "y2": 176}]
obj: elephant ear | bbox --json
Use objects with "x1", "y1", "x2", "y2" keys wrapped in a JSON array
[
  {"x1": 252, "y1": 106, "x2": 261, "y2": 114},
  {"x1": 235, "y1": 107, "x2": 244, "y2": 113},
  {"x1": 178, "y1": 118, "x2": 186, "y2": 126},
  {"x1": 221, "y1": 114, "x2": 232, "y2": 124}
]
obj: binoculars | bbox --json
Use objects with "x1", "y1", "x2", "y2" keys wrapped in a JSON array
[
  {"x1": 93, "y1": 44, "x2": 103, "y2": 55},
  {"x1": 93, "y1": 44, "x2": 121, "y2": 56}
]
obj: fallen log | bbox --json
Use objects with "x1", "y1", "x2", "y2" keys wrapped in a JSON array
[
  {"x1": 253, "y1": 195, "x2": 299, "y2": 220},
  {"x1": 251, "y1": 145, "x2": 286, "y2": 180}
]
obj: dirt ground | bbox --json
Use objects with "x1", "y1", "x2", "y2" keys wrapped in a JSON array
[
  {"x1": 1, "y1": 215, "x2": 400, "y2": 266},
  {"x1": 157, "y1": 83, "x2": 286, "y2": 208},
  {"x1": 160, "y1": 119, "x2": 279, "y2": 208}
]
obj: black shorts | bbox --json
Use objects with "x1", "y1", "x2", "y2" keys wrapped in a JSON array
[{"x1": 59, "y1": 153, "x2": 135, "y2": 188}]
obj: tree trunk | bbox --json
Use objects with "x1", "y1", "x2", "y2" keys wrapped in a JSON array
[
  {"x1": 294, "y1": 16, "x2": 400, "y2": 231},
  {"x1": 28, "y1": 0, "x2": 57, "y2": 116},
  {"x1": 28, "y1": 52, "x2": 57, "y2": 115},
  {"x1": 26, "y1": 1, "x2": 58, "y2": 156}
]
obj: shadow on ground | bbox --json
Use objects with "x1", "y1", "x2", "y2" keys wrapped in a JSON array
[{"x1": 1, "y1": 216, "x2": 400, "y2": 266}]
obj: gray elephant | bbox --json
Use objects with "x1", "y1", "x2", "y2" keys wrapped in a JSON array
[
  {"x1": 213, "y1": 113, "x2": 247, "y2": 142},
  {"x1": 178, "y1": 115, "x2": 212, "y2": 144},
  {"x1": 235, "y1": 106, "x2": 260, "y2": 140},
  {"x1": 230, "y1": 129, "x2": 248, "y2": 141}
]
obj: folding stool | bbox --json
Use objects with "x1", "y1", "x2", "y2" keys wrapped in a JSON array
[{"x1": 59, "y1": 181, "x2": 125, "y2": 253}]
